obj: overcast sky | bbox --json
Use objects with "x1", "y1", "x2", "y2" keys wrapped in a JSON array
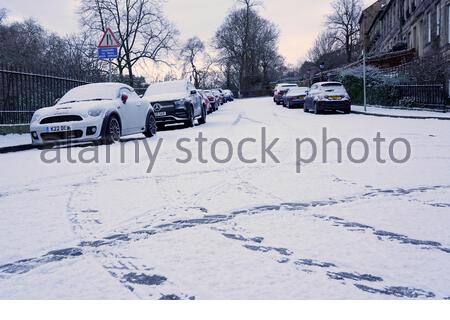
[{"x1": 0, "y1": 0, "x2": 375, "y2": 65}]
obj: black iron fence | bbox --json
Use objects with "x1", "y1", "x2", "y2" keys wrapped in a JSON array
[{"x1": 0, "y1": 65, "x2": 91, "y2": 125}]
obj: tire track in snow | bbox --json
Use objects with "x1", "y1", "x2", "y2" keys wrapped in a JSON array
[
  {"x1": 211, "y1": 228, "x2": 437, "y2": 299},
  {"x1": 2, "y1": 184, "x2": 449, "y2": 290}
]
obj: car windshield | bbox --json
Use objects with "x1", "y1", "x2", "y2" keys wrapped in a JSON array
[
  {"x1": 58, "y1": 84, "x2": 117, "y2": 104},
  {"x1": 145, "y1": 81, "x2": 187, "y2": 96}
]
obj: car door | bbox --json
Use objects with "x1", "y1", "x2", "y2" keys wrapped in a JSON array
[
  {"x1": 188, "y1": 83, "x2": 202, "y2": 116},
  {"x1": 117, "y1": 87, "x2": 141, "y2": 135},
  {"x1": 128, "y1": 90, "x2": 148, "y2": 132},
  {"x1": 306, "y1": 85, "x2": 318, "y2": 108}
]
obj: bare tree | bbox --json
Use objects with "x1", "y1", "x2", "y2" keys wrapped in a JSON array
[
  {"x1": 0, "y1": 8, "x2": 7, "y2": 24},
  {"x1": 180, "y1": 37, "x2": 213, "y2": 88},
  {"x1": 307, "y1": 31, "x2": 337, "y2": 63},
  {"x1": 214, "y1": 0, "x2": 282, "y2": 94},
  {"x1": 326, "y1": 0, "x2": 362, "y2": 63},
  {"x1": 79, "y1": 0, "x2": 178, "y2": 86}
]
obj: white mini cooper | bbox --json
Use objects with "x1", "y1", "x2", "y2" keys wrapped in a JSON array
[{"x1": 30, "y1": 83, "x2": 156, "y2": 148}]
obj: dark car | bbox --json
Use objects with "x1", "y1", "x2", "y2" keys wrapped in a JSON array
[
  {"x1": 143, "y1": 80, "x2": 207, "y2": 128},
  {"x1": 282, "y1": 87, "x2": 310, "y2": 109},
  {"x1": 304, "y1": 82, "x2": 351, "y2": 114},
  {"x1": 273, "y1": 83, "x2": 298, "y2": 105}
]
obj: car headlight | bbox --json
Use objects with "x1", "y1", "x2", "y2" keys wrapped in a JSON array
[
  {"x1": 31, "y1": 112, "x2": 40, "y2": 123},
  {"x1": 174, "y1": 99, "x2": 187, "y2": 108},
  {"x1": 88, "y1": 108, "x2": 103, "y2": 117}
]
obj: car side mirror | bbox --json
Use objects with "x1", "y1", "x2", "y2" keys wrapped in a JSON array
[
  {"x1": 54, "y1": 98, "x2": 61, "y2": 105},
  {"x1": 190, "y1": 90, "x2": 197, "y2": 95},
  {"x1": 121, "y1": 94, "x2": 128, "y2": 104}
]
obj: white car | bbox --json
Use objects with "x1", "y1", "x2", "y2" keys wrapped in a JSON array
[
  {"x1": 304, "y1": 82, "x2": 351, "y2": 114},
  {"x1": 30, "y1": 83, "x2": 156, "y2": 148}
]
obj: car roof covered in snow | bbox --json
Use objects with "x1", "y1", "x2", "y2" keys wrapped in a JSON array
[
  {"x1": 286, "y1": 87, "x2": 309, "y2": 95},
  {"x1": 144, "y1": 80, "x2": 191, "y2": 96},
  {"x1": 314, "y1": 82, "x2": 343, "y2": 87},
  {"x1": 58, "y1": 82, "x2": 132, "y2": 104}
]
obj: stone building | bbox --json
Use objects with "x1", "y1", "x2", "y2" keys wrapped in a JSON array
[
  {"x1": 361, "y1": 0, "x2": 450, "y2": 56},
  {"x1": 360, "y1": 0, "x2": 450, "y2": 98}
]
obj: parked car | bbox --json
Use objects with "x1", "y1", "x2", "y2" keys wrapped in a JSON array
[
  {"x1": 143, "y1": 80, "x2": 207, "y2": 128},
  {"x1": 214, "y1": 89, "x2": 226, "y2": 104},
  {"x1": 203, "y1": 90, "x2": 219, "y2": 112},
  {"x1": 223, "y1": 89, "x2": 234, "y2": 102},
  {"x1": 30, "y1": 83, "x2": 156, "y2": 148},
  {"x1": 282, "y1": 87, "x2": 310, "y2": 109},
  {"x1": 304, "y1": 82, "x2": 351, "y2": 114},
  {"x1": 212, "y1": 89, "x2": 223, "y2": 105},
  {"x1": 273, "y1": 83, "x2": 298, "y2": 105},
  {"x1": 198, "y1": 90, "x2": 213, "y2": 114}
]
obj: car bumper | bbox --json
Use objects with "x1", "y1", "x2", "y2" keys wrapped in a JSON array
[
  {"x1": 156, "y1": 110, "x2": 190, "y2": 124},
  {"x1": 289, "y1": 100, "x2": 305, "y2": 107},
  {"x1": 274, "y1": 95, "x2": 283, "y2": 102},
  {"x1": 30, "y1": 118, "x2": 104, "y2": 145},
  {"x1": 316, "y1": 100, "x2": 351, "y2": 111}
]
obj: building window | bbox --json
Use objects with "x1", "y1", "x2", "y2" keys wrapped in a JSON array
[
  {"x1": 436, "y1": 5, "x2": 440, "y2": 36},
  {"x1": 448, "y1": 4, "x2": 450, "y2": 43},
  {"x1": 427, "y1": 12, "x2": 431, "y2": 43}
]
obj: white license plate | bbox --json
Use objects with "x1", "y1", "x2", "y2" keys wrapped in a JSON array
[
  {"x1": 48, "y1": 125, "x2": 71, "y2": 132},
  {"x1": 155, "y1": 112, "x2": 167, "y2": 117}
]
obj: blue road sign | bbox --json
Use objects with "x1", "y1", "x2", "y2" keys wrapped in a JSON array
[{"x1": 98, "y1": 47, "x2": 118, "y2": 60}]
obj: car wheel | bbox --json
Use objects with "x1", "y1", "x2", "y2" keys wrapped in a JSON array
[
  {"x1": 198, "y1": 104, "x2": 207, "y2": 125},
  {"x1": 184, "y1": 106, "x2": 195, "y2": 128},
  {"x1": 103, "y1": 116, "x2": 121, "y2": 145},
  {"x1": 314, "y1": 102, "x2": 320, "y2": 115},
  {"x1": 144, "y1": 113, "x2": 157, "y2": 138}
]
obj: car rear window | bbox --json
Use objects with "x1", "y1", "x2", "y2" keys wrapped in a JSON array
[{"x1": 321, "y1": 83, "x2": 343, "y2": 87}]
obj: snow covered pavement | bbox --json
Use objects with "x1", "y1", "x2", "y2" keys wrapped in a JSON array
[{"x1": 0, "y1": 97, "x2": 449, "y2": 299}]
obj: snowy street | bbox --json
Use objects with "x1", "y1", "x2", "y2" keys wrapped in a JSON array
[{"x1": 0, "y1": 97, "x2": 449, "y2": 299}]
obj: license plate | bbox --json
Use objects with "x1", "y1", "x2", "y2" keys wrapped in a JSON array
[
  {"x1": 155, "y1": 112, "x2": 167, "y2": 117},
  {"x1": 48, "y1": 125, "x2": 71, "y2": 132},
  {"x1": 329, "y1": 96, "x2": 342, "y2": 100}
]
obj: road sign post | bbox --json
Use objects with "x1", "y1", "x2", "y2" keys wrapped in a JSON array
[{"x1": 97, "y1": 28, "x2": 120, "y2": 82}]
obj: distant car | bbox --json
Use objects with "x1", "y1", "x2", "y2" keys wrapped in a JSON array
[
  {"x1": 203, "y1": 90, "x2": 219, "y2": 112},
  {"x1": 143, "y1": 79, "x2": 207, "y2": 128},
  {"x1": 215, "y1": 89, "x2": 227, "y2": 104},
  {"x1": 282, "y1": 87, "x2": 310, "y2": 109},
  {"x1": 198, "y1": 90, "x2": 213, "y2": 114},
  {"x1": 212, "y1": 89, "x2": 223, "y2": 106},
  {"x1": 273, "y1": 83, "x2": 298, "y2": 105},
  {"x1": 223, "y1": 89, "x2": 234, "y2": 102},
  {"x1": 304, "y1": 82, "x2": 351, "y2": 114},
  {"x1": 30, "y1": 83, "x2": 156, "y2": 148}
]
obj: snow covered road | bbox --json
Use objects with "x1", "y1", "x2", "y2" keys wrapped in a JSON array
[{"x1": 0, "y1": 97, "x2": 449, "y2": 299}]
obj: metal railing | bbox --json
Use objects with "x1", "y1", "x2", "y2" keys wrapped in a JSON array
[{"x1": 0, "y1": 66, "x2": 90, "y2": 125}]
